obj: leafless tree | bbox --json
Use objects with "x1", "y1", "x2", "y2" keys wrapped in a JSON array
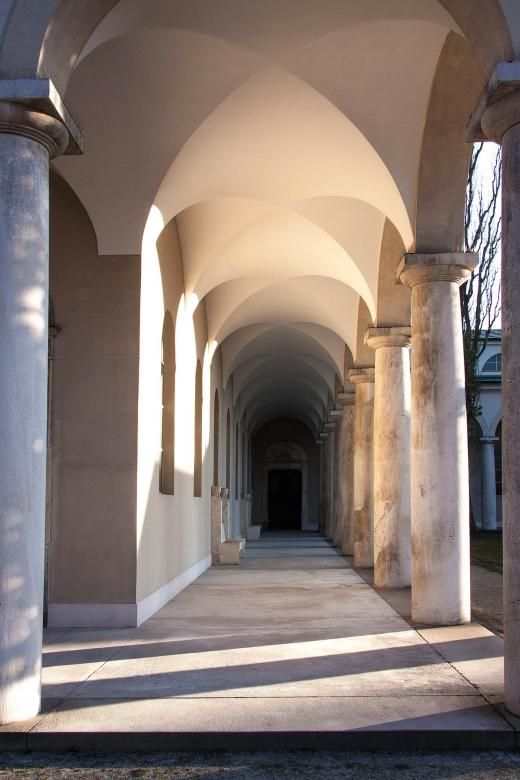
[{"x1": 461, "y1": 142, "x2": 502, "y2": 436}]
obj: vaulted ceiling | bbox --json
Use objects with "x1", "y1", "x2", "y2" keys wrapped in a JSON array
[{"x1": 39, "y1": 0, "x2": 511, "y2": 435}]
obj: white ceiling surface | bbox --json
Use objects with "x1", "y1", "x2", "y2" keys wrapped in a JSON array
[
  {"x1": 54, "y1": 0, "x2": 459, "y2": 433},
  {"x1": 221, "y1": 325, "x2": 347, "y2": 386}
]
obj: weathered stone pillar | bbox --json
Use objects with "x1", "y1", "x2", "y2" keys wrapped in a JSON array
[
  {"x1": 473, "y1": 64, "x2": 520, "y2": 713},
  {"x1": 331, "y1": 412, "x2": 343, "y2": 547},
  {"x1": 211, "y1": 486, "x2": 223, "y2": 564},
  {"x1": 0, "y1": 84, "x2": 80, "y2": 725},
  {"x1": 348, "y1": 369, "x2": 375, "y2": 568},
  {"x1": 480, "y1": 438, "x2": 498, "y2": 532},
  {"x1": 317, "y1": 438, "x2": 326, "y2": 532},
  {"x1": 221, "y1": 487, "x2": 230, "y2": 539},
  {"x1": 366, "y1": 328, "x2": 412, "y2": 588},
  {"x1": 398, "y1": 253, "x2": 477, "y2": 625},
  {"x1": 336, "y1": 393, "x2": 355, "y2": 556},
  {"x1": 322, "y1": 423, "x2": 335, "y2": 539}
]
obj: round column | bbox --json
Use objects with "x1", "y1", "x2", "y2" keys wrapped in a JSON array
[
  {"x1": 366, "y1": 328, "x2": 412, "y2": 588},
  {"x1": 0, "y1": 102, "x2": 69, "y2": 724},
  {"x1": 331, "y1": 414, "x2": 343, "y2": 547},
  {"x1": 398, "y1": 253, "x2": 477, "y2": 625},
  {"x1": 480, "y1": 438, "x2": 498, "y2": 532},
  {"x1": 348, "y1": 369, "x2": 375, "y2": 568},
  {"x1": 482, "y1": 91, "x2": 520, "y2": 713},
  {"x1": 336, "y1": 394, "x2": 355, "y2": 556},
  {"x1": 324, "y1": 423, "x2": 336, "y2": 540},
  {"x1": 318, "y1": 432, "x2": 329, "y2": 533}
]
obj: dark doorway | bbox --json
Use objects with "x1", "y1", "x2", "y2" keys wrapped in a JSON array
[{"x1": 268, "y1": 469, "x2": 302, "y2": 530}]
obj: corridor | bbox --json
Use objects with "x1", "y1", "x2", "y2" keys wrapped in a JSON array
[{"x1": 1, "y1": 534, "x2": 512, "y2": 751}]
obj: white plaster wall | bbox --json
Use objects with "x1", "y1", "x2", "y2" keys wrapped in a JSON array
[{"x1": 136, "y1": 215, "x2": 212, "y2": 604}]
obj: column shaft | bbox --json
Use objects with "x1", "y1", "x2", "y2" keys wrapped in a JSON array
[
  {"x1": 325, "y1": 429, "x2": 335, "y2": 539},
  {"x1": 480, "y1": 439, "x2": 498, "y2": 531},
  {"x1": 349, "y1": 370, "x2": 375, "y2": 568},
  {"x1": 336, "y1": 397, "x2": 355, "y2": 556},
  {"x1": 0, "y1": 133, "x2": 50, "y2": 723},
  {"x1": 318, "y1": 438, "x2": 327, "y2": 534},
  {"x1": 399, "y1": 254, "x2": 476, "y2": 625},
  {"x1": 0, "y1": 93, "x2": 76, "y2": 725},
  {"x1": 332, "y1": 418, "x2": 342, "y2": 547},
  {"x1": 501, "y1": 122, "x2": 520, "y2": 714},
  {"x1": 367, "y1": 329, "x2": 411, "y2": 587}
]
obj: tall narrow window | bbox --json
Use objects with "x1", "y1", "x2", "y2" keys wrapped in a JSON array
[
  {"x1": 193, "y1": 361, "x2": 203, "y2": 497},
  {"x1": 226, "y1": 409, "x2": 231, "y2": 489},
  {"x1": 213, "y1": 390, "x2": 219, "y2": 486},
  {"x1": 235, "y1": 422, "x2": 239, "y2": 499},
  {"x1": 160, "y1": 312, "x2": 175, "y2": 494}
]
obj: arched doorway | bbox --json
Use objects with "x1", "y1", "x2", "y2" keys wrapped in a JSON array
[{"x1": 263, "y1": 442, "x2": 308, "y2": 531}]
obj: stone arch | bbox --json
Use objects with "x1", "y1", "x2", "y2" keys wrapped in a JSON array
[
  {"x1": 415, "y1": 33, "x2": 481, "y2": 252},
  {"x1": 375, "y1": 219, "x2": 410, "y2": 327},
  {"x1": 4, "y1": 0, "x2": 508, "y2": 97},
  {"x1": 262, "y1": 441, "x2": 308, "y2": 531},
  {"x1": 252, "y1": 419, "x2": 319, "y2": 530}
]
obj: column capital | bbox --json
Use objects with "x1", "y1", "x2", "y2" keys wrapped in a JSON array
[
  {"x1": 365, "y1": 326, "x2": 411, "y2": 351},
  {"x1": 337, "y1": 392, "x2": 355, "y2": 407},
  {"x1": 397, "y1": 253, "x2": 478, "y2": 289},
  {"x1": 468, "y1": 61, "x2": 520, "y2": 143},
  {"x1": 348, "y1": 367, "x2": 375, "y2": 385},
  {"x1": 0, "y1": 78, "x2": 83, "y2": 157},
  {"x1": 480, "y1": 437, "x2": 499, "y2": 444}
]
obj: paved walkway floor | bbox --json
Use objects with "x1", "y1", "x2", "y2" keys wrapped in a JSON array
[{"x1": 0, "y1": 532, "x2": 516, "y2": 751}]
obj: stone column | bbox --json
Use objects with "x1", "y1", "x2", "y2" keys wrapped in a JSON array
[
  {"x1": 480, "y1": 438, "x2": 498, "y2": 532},
  {"x1": 331, "y1": 411, "x2": 343, "y2": 547},
  {"x1": 365, "y1": 328, "x2": 412, "y2": 588},
  {"x1": 348, "y1": 369, "x2": 375, "y2": 568},
  {"x1": 324, "y1": 422, "x2": 336, "y2": 540},
  {"x1": 475, "y1": 70, "x2": 520, "y2": 713},
  {"x1": 211, "y1": 486, "x2": 223, "y2": 564},
  {"x1": 398, "y1": 253, "x2": 477, "y2": 625},
  {"x1": 336, "y1": 393, "x2": 355, "y2": 556},
  {"x1": 221, "y1": 487, "x2": 230, "y2": 539},
  {"x1": 0, "y1": 86, "x2": 79, "y2": 725},
  {"x1": 316, "y1": 431, "x2": 328, "y2": 535},
  {"x1": 316, "y1": 437, "x2": 325, "y2": 531}
]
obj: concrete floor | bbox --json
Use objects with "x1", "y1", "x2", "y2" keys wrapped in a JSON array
[{"x1": 1, "y1": 532, "x2": 517, "y2": 751}]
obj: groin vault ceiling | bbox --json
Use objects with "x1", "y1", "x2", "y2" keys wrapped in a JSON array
[{"x1": 48, "y1": 0, "x2": 487, "y2": 433}]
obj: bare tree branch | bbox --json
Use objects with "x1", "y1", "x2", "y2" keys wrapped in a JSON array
[{"x1": 461, "y1": 142, "x2": 502, "y2": 436}]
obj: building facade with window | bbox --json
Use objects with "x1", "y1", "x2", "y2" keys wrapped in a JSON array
[{"x1": 470, "y1": 331, "x2": 502, "y2": 530}]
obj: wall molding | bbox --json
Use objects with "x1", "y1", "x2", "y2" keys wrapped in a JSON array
[
  {"x1": 136, "y1": 554, "x2": 211, "y2": 625},
  {"x1": 47, "y1": 554, "x2": 212, "y2": 629}
]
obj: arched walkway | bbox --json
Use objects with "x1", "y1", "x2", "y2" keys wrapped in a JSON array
[{"x1": 2, "y1": 0, "x2": 520, "y2": 729}]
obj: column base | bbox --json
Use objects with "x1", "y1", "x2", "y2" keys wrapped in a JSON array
[
  {"x1": 411, "y1": 606, "x2": 471, "y2": 627},
  {"x1": 0, "y1": 677, "x2": 40, "y2": 726}
]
